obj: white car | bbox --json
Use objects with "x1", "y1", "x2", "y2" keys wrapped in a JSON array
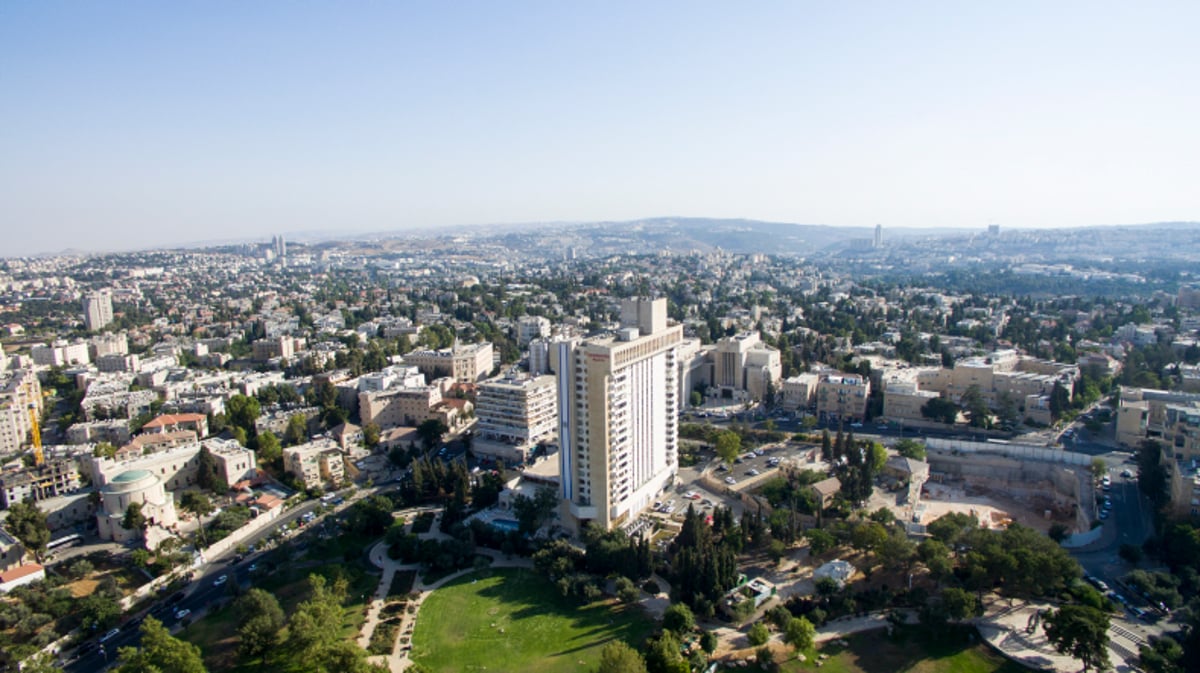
[
  {"x1": 724, "y1": 476, "x2": 737, "y2": 485},
  {"x1": 99, "y1": 628, "x2": 120, "y2": 643},
  {"x1": 174, "y1": 609, "x2": 191, "y2": 621},
  {"x1": 213, "y1": 574, "x2": 228, "y2": 587}
]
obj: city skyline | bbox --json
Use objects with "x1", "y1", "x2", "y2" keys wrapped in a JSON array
[{"x1": 3, "y1": 2, "x2": 1198, "y2": 256}]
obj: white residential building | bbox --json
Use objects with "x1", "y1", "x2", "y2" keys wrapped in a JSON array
[
  {"x1": 82, "y1": 290, "x2": 114, "y2": 331},
  {"x1": 475, "y1": 375, "x2": 557, "y2": 460}
]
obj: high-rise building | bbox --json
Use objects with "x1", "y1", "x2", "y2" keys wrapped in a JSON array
[
  {"x1": 873, "y1": 224, "x2": 883, "y2": 249},
  {"x1": 555, "y1": 298, "x2": 682, "y2": 532},
  {"x1": 82, "y1": 290, "x2": 113, "y2": 331}
]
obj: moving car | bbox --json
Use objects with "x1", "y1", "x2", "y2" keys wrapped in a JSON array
[
  {"x1": 174, "y1": 609, "x2": 191, "y2": 621},
  {"x1": 99, "y1": 628, "x2": 120, "y2": 643},
  {"x1": 213, "y1": 574, "x2": 228, "y2": 587}
]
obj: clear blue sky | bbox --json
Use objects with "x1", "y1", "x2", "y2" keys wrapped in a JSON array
[{"x1": 2, "y1": 2, "x2": 1197, "y2": 255}]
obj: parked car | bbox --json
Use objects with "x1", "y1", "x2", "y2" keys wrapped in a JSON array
[
  {"x1": 724, "y1": 476, "x2": 736, "y2": 485},
  {"x1": 174, "y1": 609, "x2": 191, "y2": 621},
  {"x1": 99, "y1": 628, "x2": 120, "y2": 643},
  {"x1": 213, "y1": 575, "x2": 228, "y2": 587},
  {"x1": 746, "y1": 469, "x2": 760, "y2": 476}
]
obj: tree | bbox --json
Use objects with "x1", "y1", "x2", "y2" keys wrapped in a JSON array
[
  {"x1": 784, "y1": 616, "x2": 815, "y2": 652},
  {"x1": 1137, "y1": 440, "x2": 1171, "y2": 512},
  {"x1": 235, "y1": 588, "x2": 285, "y2": 663},
  {"x1": 288, "y1": 574, "x2": 347, "y2": 659},
  {"x1": 256, "y1": 430, "x2": 282, "y2": 464},
  {"x1": 850, "y1": 521, "x2": 888, "y2": 554},
  {"x1": 644, "y1": 631, "x2": 689, "y2": 673},
  {"x1": 921, "y1": 397, "x2": 958, "y2": 425},
  {"x1": 715, "y1": 430, "x2": 742, "y2": 464},
  {"x1": 961, "y1": 385, "x2": 992, "y2": 429},
  {"x1": 940, "y1": 587, "x2": 979, "y2": 621},
  {"x1": 226, "y1": 394, "x2": 261, "y2": 436},
  {"x1": 115, "y1": 617, "x2": 207, "y2": 673},
  {"x1": 18, "y1": 653, "x2": 64, "y2": 673},
  {"x1": 5, "y1": 500, "x2": 50, "y2": 561},
  {"x1": 122, "y1": 502, "x2": 147, "y2": 534},
  {"x1": 512, "y1": 486, "x2": 558, "y2": 536},
  {"x1": 747, "y1": 621, "x2": 770, "y2": 646},
  {"x1": 595, "y1": 640, "x2": 648, "y2": 673},
  {"x1": 1139, "y1": 635, "x2": 1185, "y2": 673},
  {"x1": 662, "y1": 603, "x2": 695, "y2": 635},
  {"x1": 868, "y1": 442, "x2": 888, "y2": 472},
  {"x1": 284, "y1": 414, "x2": 309, "y2": 446},
  {"x1": 1049, "y1": 382, "x2": 1071, "y2": 421},
  {"x1": 1090, "y1": 458, "x2": 1107, "y2": 483},
  {"x1": 362, "y1": 422, "x2": 381, "y2": 449},
  {"x1": 196, "y1": 446, "x2": 228, "y2": 494},
  {"x1": 700, "y1": 630, "x2": 719, "y2": 656},
  {"x1": 894, "y1": 439, "x2": 926, "y2": 461},
  {"x1": 1119, "y1": 543, "x2": 1143, "y2": 565},
  {"x1": 416, "y1": 418, "x2": 448, "y2": 452},
  {"x1": 1043, "y1": 604, "x2": 1110, "y2": 672},
  {"x1": 1047, "y1": 523, "x2": 1070, "y2": 543},
  {"x1": 805, "y1": 528, "x2": 836, "y2": 555},
  {"x1": 79, "y1": 591, "x2": 122, "y2": 631}
]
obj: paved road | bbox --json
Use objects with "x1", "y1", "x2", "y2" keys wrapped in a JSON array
[{"x1": 63, "y1": 498, "x2": 325, "y2": 673}]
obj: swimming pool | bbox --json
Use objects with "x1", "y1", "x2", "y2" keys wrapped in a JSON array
[{"x1": 490, "y1": 518, "x2": 520, "y2": 532}]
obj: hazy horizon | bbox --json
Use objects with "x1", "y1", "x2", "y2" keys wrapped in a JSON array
[{"x1": 3, "y1": 2, "x2": 1198, "y2": 256}]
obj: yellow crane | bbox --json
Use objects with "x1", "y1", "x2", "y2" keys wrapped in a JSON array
[{"x1": 28, "y1": 403, "x2": 43, "y2": 466}]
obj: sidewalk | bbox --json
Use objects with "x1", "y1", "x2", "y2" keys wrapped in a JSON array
[{"x1": 975, "y1": 597, "x2": 1144, "y2": 673}]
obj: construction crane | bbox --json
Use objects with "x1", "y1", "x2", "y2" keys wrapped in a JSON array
[{"x1": 28, "y1": 403, "x2": 43, "y2": 466}]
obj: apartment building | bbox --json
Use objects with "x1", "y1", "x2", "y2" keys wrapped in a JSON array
[
  {"x1": 359, "y1": 383, "x2": 444, "y2": 429},
  {"x1": 780, "y1": 373, "x2": 821, "y2": 412},
  {"x1": 31, "y1": 340, "x2": 90, "y2": 367},
  {"x1": 82, "y1": 290, "x2": 114, "y2": 331},
  {"x1": 816, "y1": 373, "x2": 871, "y2": 423},
  {"x1": 283, "y1": 438, "x2": 345, "y2": 490},
  {"x1": 404, "y1": 341, "x2": 494, "y2": 383},
  {"x1": 516, "y1": 315, "x2": 551, "y2": 346},
  {"x1": 555, "y1": 298, "x2": 682, "y2": 532},
  {"x1": 1117, "y1": 386, "x2": 1200, "y2": 460},
  {"x1": 0, "y1": 369, "x2": 42, "y2": 455},
  {"x1": 474, "y1": 375, "x2": 557, "y2": 461},
  {"x1": 882, "y1": 381, "x2": 940, "y2": 422}
]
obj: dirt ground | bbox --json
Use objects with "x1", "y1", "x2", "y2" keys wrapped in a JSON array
[{"x1": 868, "y1": 481, "x2": 1060, "y2": 534}]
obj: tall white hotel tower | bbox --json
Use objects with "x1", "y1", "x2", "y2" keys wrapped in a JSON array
[{"x1": 554, "y1": 298, "x2": 683, "y2": 532}]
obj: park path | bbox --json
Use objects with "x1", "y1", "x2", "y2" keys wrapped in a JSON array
[{"x1": 356, "y1": 508, "x2": 535, "y2": 673}]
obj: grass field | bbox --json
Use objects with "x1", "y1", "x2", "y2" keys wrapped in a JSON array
[
  {"x1": 411, "y1": 568, "x2": 653, "y2": 673},
  {"x1": 744, "y1": 626, "x2": 1028, "y2": 673}
]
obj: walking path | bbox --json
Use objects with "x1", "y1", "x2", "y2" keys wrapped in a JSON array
[{"x1": 354, "y1": 509, "x2": 535, "y2": 673}]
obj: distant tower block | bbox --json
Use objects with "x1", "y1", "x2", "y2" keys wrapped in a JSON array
[
  {"x1": 873, "y1": 224, "x2": 883, "y2": 249},
  {"x1": 988, "y1": 224, "x2": 1000, "y2": 237}
]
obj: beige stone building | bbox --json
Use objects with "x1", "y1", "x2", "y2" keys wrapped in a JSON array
[
  {"x1": 711, "y1": 331, "x2": 782, "y2": 401},
  {"x1": 283, "y1": 439, "x2": 345, "y2": 490},
  {"x1": 816, "y1": 373, "x2": 871, "y2": 422},
  {"x1": 474, "y1": 375, "x2": 557, "y2": 461},
  {"x1": 1117, "y1": 386, "x2": 1200, "y2": 460},
  {"x1": 780, "y1": 373, "x2": 820, "y2": 412},
  {"x1": 96, "y1": 469, "x2": 179, "y2": 549},
  {"x1": 404, "y1": 341, "x2": 494, "y2": 383},
  {"x1": 555, "y1": 298, "x2": 682, "y2": 532}
]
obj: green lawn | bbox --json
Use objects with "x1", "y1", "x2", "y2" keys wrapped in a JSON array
[
  {"x1": 411, "y1": 568, "x2": 654, "y2": 673},
  {"x1": 765, "y1": 626, "x2": 1028, "y2": 673}
]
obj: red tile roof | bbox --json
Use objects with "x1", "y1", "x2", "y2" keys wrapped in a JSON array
[{"x1": 0, "y1": 563, "x2": 44, "y2": 583}]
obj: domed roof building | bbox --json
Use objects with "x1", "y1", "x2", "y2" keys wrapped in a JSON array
[{"x1": 96, "y1": 469, "x2": 178, "y2": 549}]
